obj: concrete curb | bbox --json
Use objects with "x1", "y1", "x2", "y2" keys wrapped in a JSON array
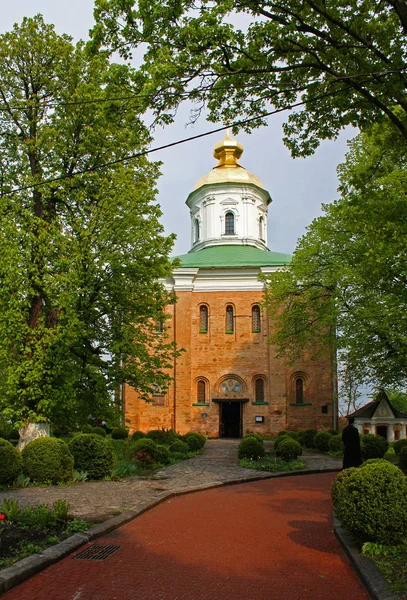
[
  {"x1": 333, "y1": 517, "x2": 398, "y2": 600},
  {"x1": 0, "y1": 466, "x2": 341, "y2": 595}
]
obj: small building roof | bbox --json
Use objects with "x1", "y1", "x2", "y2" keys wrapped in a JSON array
[
  {"x1": 350, "y1": 395, "x2": 407, "y2": 420},
  {"x1": 174, "y1": 245, "x2": 291, "y2": 268}
]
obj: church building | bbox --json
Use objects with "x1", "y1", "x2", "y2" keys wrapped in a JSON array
[{"x1": 124, "y1": 132, "x2": 337, "y2": 437}]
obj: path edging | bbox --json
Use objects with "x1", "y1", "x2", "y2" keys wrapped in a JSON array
[
  {"x1": 333, "y1": 517, "x2": 398, "y2": 600},
  {"x1": 0, "y1": 467, "x2": 340, "y2": 595}
]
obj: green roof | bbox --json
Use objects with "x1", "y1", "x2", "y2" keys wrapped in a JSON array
[{"x1": 174, "y1": 245, "x2": 291, "y2": 268}]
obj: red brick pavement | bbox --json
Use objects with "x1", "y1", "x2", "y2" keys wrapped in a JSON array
[{"x1": 2, "y1": 473, "x2": 368, "y2": 600}]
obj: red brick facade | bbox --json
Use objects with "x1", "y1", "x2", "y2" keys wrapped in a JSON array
[{"x1": 124, "y1": 288, "x2": 336, "y2": 437}]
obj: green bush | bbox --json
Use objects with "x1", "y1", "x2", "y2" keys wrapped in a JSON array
[
  {"x1": 393, "y1": 438, "x2": 407, "y2": 456},
  {"x1": 274, "y1": 434, "x2": 290, "y2": 451},
  {"x1": 399, "y1": 446, "x2": 407, "y2": 471},
  {"x1": 333, "y1": 461, "x2": 407, "y2": 545},
  {"x1": 170, "y1": 440, "x2": 189, "y2": 454},
  {"x1": 275, "y1": 437, "x2": 302, "y2": 460},
  {"x1": 286, "y1": 431, "x2": 301, "y2": 441},
  {"x1": 131, "y1": 431, "x2": 146, "y2": 441},
  {"x1": 0, "y1": 438, "x2": 23, "y2": 485},
  {"x1": 238, "y1": 437, "x2": 265, "y2": 460},
  {"x1": 146, "y1": 429, "x2": 179, "y2": 445},
  {"x1": 314, "y1": 431, "x2": 332, "y2": 452},
  {"x1": 361, "y1": 434, "x2": 389, "y2": 460},
  {"x1": 276, "y1": 430, "x2": 288, "y2": 438},
  {"x1": 331, "y1": 468, "x2": 358, "y2": 505},
  {"x1": 22, "y1": 437, "x2": 74, "y2": 484},
  {"x1": 327, "y1": 429, "x2": 338, "y2": 436},
  {"x1": 127, "y1": 438, "x2": 158, "y2": 466},
  {"x1": 68, "y1": 434, "x2": 113, "y2": 480},
  {"x1": 361, "y1": 458, "x2": 389, "y2": 468},
  {"x1": 245, "y1": 433, "x2": 263, "y2": 443},
  {"x1": 92, "y1": 427, "x2": 106, "y2": 437},
  {"x1": 184, "y1": 433, "x2": 206, "y2": 451},
  {"x1": 155, "y1": 444, "x2": 171, "y2": 465},
  {"x1": 111, "y1": 426, "x2": 129, "y2": 440},
  {"x1": 301, "y1": 429, "x2": 317, "y2": 448},
  {"x1": 81, "y1": 424, "x2": 94, "y2": 434},
  {"x1": 328, "y1": 435, "x2": 344, "y2": 453}
]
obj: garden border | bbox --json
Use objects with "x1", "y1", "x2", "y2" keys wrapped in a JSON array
[{"x1": 1, "y1": 466, "x2": 393, "y2": 600}]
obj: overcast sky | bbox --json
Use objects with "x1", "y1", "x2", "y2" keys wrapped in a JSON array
[{"x1": 2, "y1": 1, "x2": 355, "y2": 257}]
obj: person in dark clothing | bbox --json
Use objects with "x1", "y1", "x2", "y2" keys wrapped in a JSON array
[{"x1": 342, "y1": 416, "x2": 362, "y2": 469}]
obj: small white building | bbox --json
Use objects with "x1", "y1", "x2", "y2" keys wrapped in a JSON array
[{"x1": 351, "y1": 391, "x2": 407, "y2": 442}]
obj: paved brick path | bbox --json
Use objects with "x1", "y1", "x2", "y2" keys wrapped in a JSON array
[
  {"x1": 2, "y1": 472, "x2": 368, "y2": 600},
  {"x1": 0, "y1": 440, "x2": 342, "y2": 520}
]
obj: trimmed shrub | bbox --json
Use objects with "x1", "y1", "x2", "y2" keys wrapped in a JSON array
[
  {"x1": 334, "y1": 461, "x2": 407, "y2": 545},
  {"x1": 301, "y1": 429, "x2": 317, "y2": 448},
  {"x1": 274, "y1": 434, "x2": 290, "y2": 451},
  {"x1": 331, "y1": 467, "x2": 357, "y2": 505},
  {"x1": 276, "y1": 430, "x2": 288, "y2": 438},
  {"x1": 314, "y1": 431, "x2": 332, "y2": 452},
  {"x1": 327, "y1": 429, "x2": 338, "y2": 436},
  {"x1": 111, "y1": 426, "x2": 129, "y2": 440},
  {"x1": 155, "y1": 444, "x2": 171, "y2": 465},
  {"x1": 328, "y1": 435, "x2": 344, "y2": 453},
  {"x1": 399, "y1": 446, "x2": 407, "y2": 472},
  {"x1": 244, "y1": 433, "x2": 263, "y2": 443},
  {"x1": 92, "y1": 427, "x2": 106, "y2": 437},
  {"x1": 275, "y1": 437, "x2": 302, "y2": 460},
  {"x1": 131, "y1": 431, "x2": 146, "y2": 441},
  {"x1": 68, "y1": 434, "x2": 114, "y2": 480},
  {"x1": 393, "y1": 438, "x2": 407, "y2": 456},
  {"x1": 184, "y1": 433, "x2": 206, "y2": 451},
  {"x1": 238, "y1": 437, "x2": 265, "y2": 460},
  {"x1": 81, "y1": 424, "x2": 94, "y2": 434},
  {"x1": 0, "y1": 438, "x2": 22, "y2": 485},
  {"x1": 22, "y1": 437, "x2": 74, "y2": 484},
  {"x1": 286, "y1": 431, "x2": 301, "y2": 441},
  {"x1": 146, "y1": 429, "x2": 179, "y2": 445},
  {"x1": 170, "y1": 440, "x2": 189, "y2": 454},
  {"x1": 361, "y1": 434, "x2": 389, "y2": 460},
  {"x1": 127, "y1": 438, "x2": 157, "y2": 463}
]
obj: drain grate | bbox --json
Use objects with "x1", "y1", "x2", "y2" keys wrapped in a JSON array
[{"x1": 74, "y1": 544, "x2": 121, "y2": 561}]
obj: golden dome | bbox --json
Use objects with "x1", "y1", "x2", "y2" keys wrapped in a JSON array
[{"x1": 193, "y1": 130, "x2": 266, "y2": 191}]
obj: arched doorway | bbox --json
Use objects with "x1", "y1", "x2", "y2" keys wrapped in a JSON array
[{"x1": 213, "y1": 376, "x2": 248, "y2": 438}]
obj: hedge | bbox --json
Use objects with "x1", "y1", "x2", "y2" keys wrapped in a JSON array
[
  {"x1": 22, "y1": 437, "x2": 74, "y2": 484},
  {"x1": 68, "y1": 434, "x2": 114, "y2": 479}
]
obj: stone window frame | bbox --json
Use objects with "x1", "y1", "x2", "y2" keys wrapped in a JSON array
[
  {"x1": 224, "y1": 211, "x2": 235, "y2": 235},
  {"x1": 193, "y1": 376, "x2": 210, "y2": 406},
  {"x1": 290, "y1": 371, "x2": 310, "y2": 405},
  {"x1": 252, "y1": 375, "x2": 268, "y2": 404},
  {"x1": 225, "y1": 304, "x2": 235, "y2": 333},
  {"x1": 199, "y1": 304, "x2": 209, "y2": 333},
  {"x1": 251, "y1": 304, "x2": 261, "y2": 333}
]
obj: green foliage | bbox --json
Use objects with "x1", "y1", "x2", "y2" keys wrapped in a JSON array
[
  {"x1": 385, "y1": 389, "x2": 407, "y2": 414},
  {"x1": 81, "y1": 425, "x2": 94, "y2": 434},
  {"x1": 301, "y1": 429, "x2": 317, "y2": 448},
  {"x1": 0, "y1": 438, "x2": 22, "y2": 485},
  {"x1": 361, "y1": 434, "x2": 389, "y2": 460},
  {"x1": 273, "y1": 434, "x2": 290, "y2": 452},
  {"x1": 314, "y1": 432, "x2": 333, "y2": 453},
  {"x1": 53, "y1": 500, "x2": 70, "y2": 521},
  {"x1": 146, "y1": 429, "x2": 178, "y2": 445},
  {"x1": 399, "y1": 447, "x2": 407, "y2": 471},
  {"x1": 238, "y1": 437, "x2": 265, "y2": 460},
  {"x1": 184, "y1": 433, "x2": 206, "y2": 451},
  {"x1": 22, "y1": 437, "x2": 74, "y2": 484},
  {"x1": 170, "y1": 440, "x2": 189, "y2": 454},
  {"x1": 331, "y1": 468, "x2": 358, "y2": 506},
  {"x1": 244, "y1": 433, "x2": 263, "y2": 443},
  {"x1": 275, "y1": 437, "x2": 302, "y2": 460},
  {"x1": 112, "y1": 460, "x2": 139, "y2": 478},
  {"x1": 64, "y1": 518, "x2": 88, "y2": 534},
  {"x1": 93, "y1": 1, "x2": 407, "y2": 156},
  {"x1": 127, "y1": 438, "x2": 158, "y2": 467},
  {"x1": 92, "y1": 427, "x2": 106, "y2": 437},
  {"x1": 72, "y1": 470, "x2": 88, "y2": 483},
  {"x1": 0, "y1": 15, "x2": 176, "y2": 429},
  {"x1": 131, "y1": 431, "x2": 146, "y2": 441},
  {"x1": 1, "y1": 499, "x2": 20, "y2": 522},
  {"x1": 329, "y1": 435, "x2": 344, "y2": 454},
  {"x1": 264, "y1": 120, "x2": 407, "y2": 389},
  {"x1": 276, "y1": 430, "x2": 288, "y2": 438},
  {"x1": 393, "y1": 439, "x2": 407, "y2": 456},
  {"x1": 333, "y1": 462, "x2": 407, "y2": 545},
  {"x1": 18, "y1": 505, "x2": 57, "y2": 530},
  {"x1": 68, "y1": 434, "x2": 113, "y2": 480},
  {"x1": 111, "y1": 427, "x2": 129, "y2": 440},
  {"x1": 239, "y1": 456, "x2": 305, "y2": 472},
  {"x1": 14, "y1": 473, "x2": 31, "y2": 488},
  {"x1": 362, "y1": 541, "x2": 407, "y2": 558},
  {"x1": 154, "y1": 444, "x2": 171, "y2": 465}
]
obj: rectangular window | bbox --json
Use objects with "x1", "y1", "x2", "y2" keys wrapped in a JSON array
[{"x1": 321, "y1": 405, "x2": 328, "y2": 414}]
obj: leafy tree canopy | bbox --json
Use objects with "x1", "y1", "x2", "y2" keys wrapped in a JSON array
[
  {"x1": 263, "y1": 116, "x2": 407, "y2": 387},
  {"x1": 93, "y1": 0, "x2": 407, "y2": 156},
  {"x1": 0, "y1": 16, "x2": 176, "y2": 427}
]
